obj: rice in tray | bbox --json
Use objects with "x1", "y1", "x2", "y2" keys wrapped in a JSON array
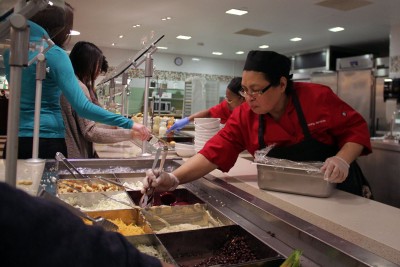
[{"x1": 62, "y1": 192, "x2": 133, "y2": 211}]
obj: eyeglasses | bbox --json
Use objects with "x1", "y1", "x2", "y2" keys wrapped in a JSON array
[{"x1": 239, "y1": 84, "x2": 273, "y2": 98}]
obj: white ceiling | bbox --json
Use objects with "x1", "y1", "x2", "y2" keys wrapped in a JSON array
[
  {"x1": 64, "y1": 0, "x2": 400, "y2": 61},
  {"x1": 1, "y1": 0, "x2": 400, "y2": 62}
]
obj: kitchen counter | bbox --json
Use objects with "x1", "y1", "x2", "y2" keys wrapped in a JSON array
[
  {"x1": 358, "y1": 138, "x2": 400, "y2": 208},
  {"x1": 91, "y1": 139, "x2": 400, "y2": 264},
  {"x1": 208, "y1": 157, "x2": 400, "y2": 264}
]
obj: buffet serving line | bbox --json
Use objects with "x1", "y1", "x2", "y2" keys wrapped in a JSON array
[
  {"x1": 2, "y1": 136, "x2": 399, "y2": 267},
  {"x1": 94, "y1": 139, "x2": 400, "y2": 265}
]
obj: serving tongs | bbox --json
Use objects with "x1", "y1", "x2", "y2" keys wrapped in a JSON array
[
  {"x1": 38, "y1": 188, "x2": 119, "y2": 232},
  {"x1": 148, "y1": 134, "x2": 171, "y2": 148},
  {"x1": 55, "y1": 152, "x2": 135, "y2": 191},
  {"x1": 55, "y1": 152, "x2": 88, "y2": 179},
  {"x1": 139, "y1": 145, "x2": 168, "y2": 208}
]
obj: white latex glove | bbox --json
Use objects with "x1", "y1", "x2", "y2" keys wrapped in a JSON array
[
  {"x1": 141, "y1": 169, "x2": 179, "y2": 193},
  {"x1": 321, "y1": 156, "x2": 350, "y2": 183},
  {"x1": 132, "y1": 122, "x2": 151, "y2": 141}
]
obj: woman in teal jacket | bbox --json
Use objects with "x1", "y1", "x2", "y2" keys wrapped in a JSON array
[{"x1": 3, "y1": 3, "x2": 149, "y2": 159}]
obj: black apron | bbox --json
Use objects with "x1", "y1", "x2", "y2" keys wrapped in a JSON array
[{"x1": 258, "y1": 90, "x2": 372, "y2": 198}]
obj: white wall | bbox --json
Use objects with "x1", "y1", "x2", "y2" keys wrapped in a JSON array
[{"x1": 99, "y1": 46, "x2": 245, "y2": 77}]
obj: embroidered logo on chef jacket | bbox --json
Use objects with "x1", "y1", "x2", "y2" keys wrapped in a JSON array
[
  {"x1": 307, "y1": 119, "x2": 328, "y2": 132},
  {"x1": 307, "y1": 119, "x2": 326, "y2": 127}
]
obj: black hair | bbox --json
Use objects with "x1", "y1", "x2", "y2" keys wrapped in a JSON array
[
  {"x1": 69, "y1": 41, "x2": 105, "y2": 106},
  {"x1": 30, "y1": 2, "x2": 74, "y2": 48},
  {"x1": 227, "y1": 77, "x2": 243, "y2": 97},
  {"x1": 101, "y1": 56, "x2": 109, "y2": 73},
  {"x1": 244, "y1": 50, "x2": 293, "y2": 95}
]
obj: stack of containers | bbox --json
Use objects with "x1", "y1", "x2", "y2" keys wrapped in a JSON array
[{"x1": 194, "y1": 118, "x2": 221, "y2": 152}]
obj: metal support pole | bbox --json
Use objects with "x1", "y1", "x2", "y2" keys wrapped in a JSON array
[
  {"x1": 26, "y1": 52, "x2": 46, "y2": 163},
  {"x1": 141, "y1": 52, "x2": 153, "y2": 156},
  {"x1": 108, "y1": 78, "x2": 115, "y2": 112},
  {"x1": 121, "y1": 72, "x2": 128, "y2": 116},
  {"x1": 5, "y1": 14, "x2": 29, "y2": 187}
]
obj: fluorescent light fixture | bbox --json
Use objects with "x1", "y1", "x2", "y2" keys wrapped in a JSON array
[
  {"x1": 119, "y1": 35, "x2": 124, "y2": 39},
  {"x1": 329, "y1": 27, "x2": 344, "y2": 32},
  {"x1": 212, "y1": 52, "x2": 223, "y2": 55},
  {"x1": 157, "y1": 46, "x2": 168, "y2": 50},
  {"x1": 290, "y1": 37, "x2": 302, "y2": 42},
  {"x1": 235, "y1": 51, "x2": 244, "y2": 55},
  {"x1": 132, "y1": 24, "x2": 141, "y2": 28},
  {"x1": 192, "y1": 58, "x2": 200, "y2": 61},
  {"x1": 258, "y1": 45, "x2": 269, "y2": 49},
  {"x1": 162, "y1": 17, "x2": 172, "y2": 21},
  {"x1": 384, "y1": 78, "x2": 393, "y2": 82},
  {"x1": 69, "y1": 30, "x2": 80, "y2": 36},
  {"x1": 111, "y1": 43, "x2": 116, "y2": 46},
  {"x1": 176, "y1": 35, "x2": 192, "y2": 40},
  {"x1": 226, "y1": 9, "x2": 248, "y2": 16}
]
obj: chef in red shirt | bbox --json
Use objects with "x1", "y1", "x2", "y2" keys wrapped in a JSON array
[
  {"x1": 144, "y1": 51, "x2": 373, "y2": 198},
  {"x1": 167, "y1": 77, "x2": 244, "y2": 132}
]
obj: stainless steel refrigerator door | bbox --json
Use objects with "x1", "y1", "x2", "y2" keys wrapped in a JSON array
[
  {"x1": 310, "y1": 72, "x2": 338, "y2": 94},
  {"x1": 337, "y1": 69, "x2": 373, "y2": 131}
]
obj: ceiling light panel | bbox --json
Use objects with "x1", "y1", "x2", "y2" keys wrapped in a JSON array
[
  {"x1": 176, "y1": 35, "x2": 192, "y2": 40},
  {"x1": 290, "y1": 37, "x2": 302, "y2": 42},
  {"x1": 70, "y1": 30, "x2": 80, "y2": 36},
  {"x1": 226, "y1": 9, "x2": 248, "y2": 16},
  {"x1": 329, "y1": 27, "x2": 344, "y2": 32}
]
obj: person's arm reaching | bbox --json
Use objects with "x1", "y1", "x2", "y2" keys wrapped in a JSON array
[
  {"x1": 142, "y1": 153, "x2": 217, "y2": 192},
  {"x1": 167, "y1": 109, "x2": 211, "y2": 133},
  {"x1": 51, "y1": 50, "x2": 149, "y2": 140}
]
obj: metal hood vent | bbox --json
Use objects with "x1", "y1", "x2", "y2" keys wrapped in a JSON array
[
  {"x1": 235, "y1": 28, "x2": 270, "y2": 37},
  {"x1": 316, "y1": 0, "x2": 372, "y2": 11}
]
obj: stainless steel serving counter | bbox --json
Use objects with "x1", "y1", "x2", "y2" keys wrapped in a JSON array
[
  {"x1": 2, "y1": 157, "x2": 400, "y2": 266},
  {"x1": 52, "y1": 157, "x2": 400, "y2": 266},
  {"x1": 358, "y1": 139, "x2": 400, "y2": 208}
]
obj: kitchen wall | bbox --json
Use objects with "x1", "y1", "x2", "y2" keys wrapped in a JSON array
[{"x1": 96, "y1": 46, "x2": 245, "y2": 115}]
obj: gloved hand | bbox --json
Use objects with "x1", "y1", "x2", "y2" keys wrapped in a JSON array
[
  {"x1": 321, "y1": 156, "x2": 350, "y2": 183},
  {"x1": 141, "y1": 169, "x2": 180, "y2": 193},
  {"x1": 166, "y1": 117, "x2": 190, "y2": 133},
  {"x1": 132, "y1": 122, "x2": 151, "y2": 141}
]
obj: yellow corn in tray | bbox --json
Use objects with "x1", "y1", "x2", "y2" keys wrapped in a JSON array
[
  {"x1": 109, "y1": 218, "x2": 145, "y2": 236},
  {"x1": 84, "y1": 218, "x2": 145, "y2": 236}
]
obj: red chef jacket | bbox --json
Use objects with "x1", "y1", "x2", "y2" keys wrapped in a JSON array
[
  {"x1": 208, "y1": 100, "x2": 232, "y2": 124},
  {"x1": 200, "y1": 82, "x2": 372, "y2": 172}
]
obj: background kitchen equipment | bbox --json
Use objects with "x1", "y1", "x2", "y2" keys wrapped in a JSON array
[{"x1": 336, "y1": 54, "x2": 375, "y2": 134}]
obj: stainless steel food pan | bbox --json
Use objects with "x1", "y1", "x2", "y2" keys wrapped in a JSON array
[
  {"x1": 86, "y1": 208, "x2": 153, "y2": 235},
  {"x1": 125, "y1": 234, "x2": 176, "y2": 264},
  {"x1": 257, "y1": 163, "x2": 335, "y2": 197},
  {"x1": 156, "y1": 225, "x2": 285, "y2": 266},
  {"x1": 142, "y1": 203, "x2": 234, "y2": 233}
]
